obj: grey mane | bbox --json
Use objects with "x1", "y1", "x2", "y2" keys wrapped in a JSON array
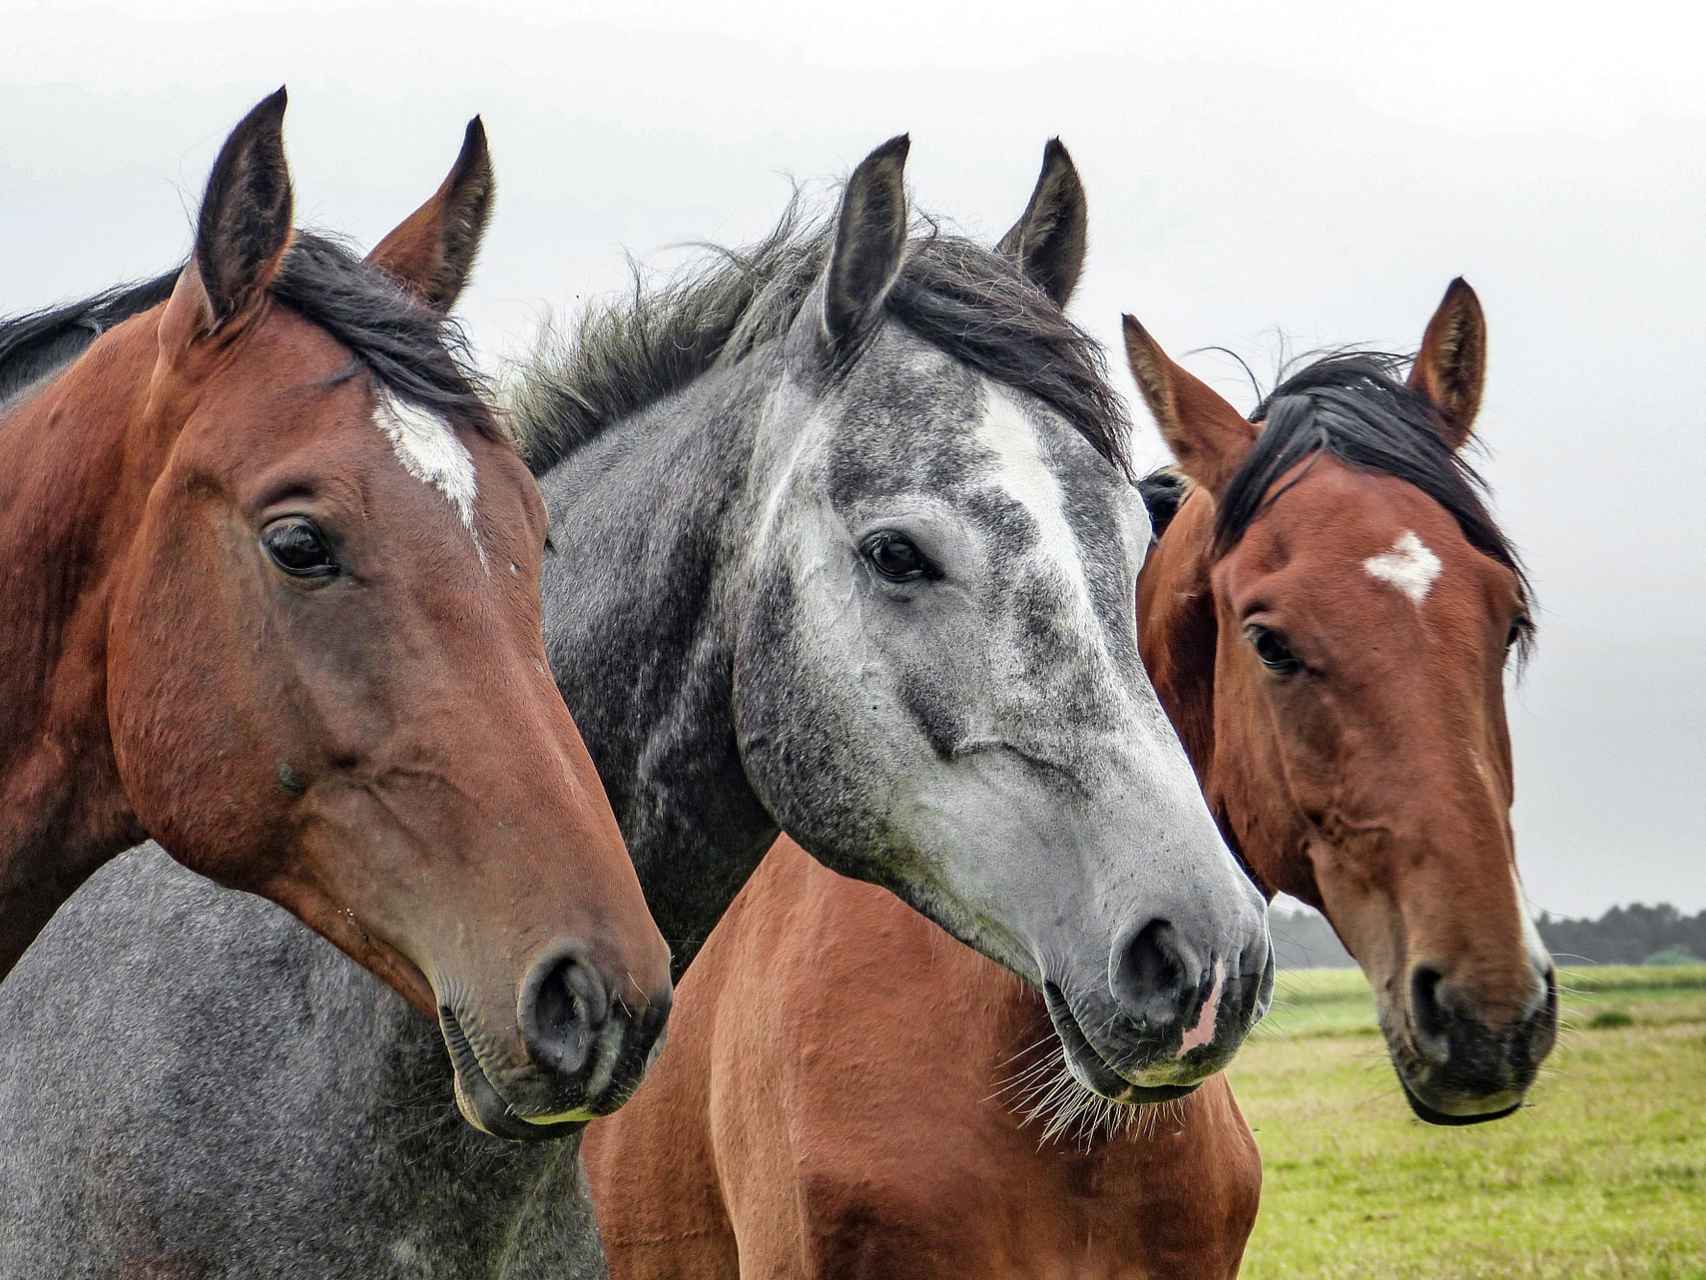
[{"x1": 510, "y1": 194, "x2": 1132, "y2": 479}]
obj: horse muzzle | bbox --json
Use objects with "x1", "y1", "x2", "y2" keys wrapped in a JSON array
[
  {"x1": 1385, "y1": 961, "x2": 1557, "y2": 1125},
  {"x1": 438, "y1": 944, "x2": 672, "y2": 1141}
]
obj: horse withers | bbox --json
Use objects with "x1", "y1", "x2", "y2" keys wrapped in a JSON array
[{"x1": 0, "y1": 92, "x2": 670, "y2": 1137}]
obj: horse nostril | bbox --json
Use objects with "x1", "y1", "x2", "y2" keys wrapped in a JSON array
[
  {"x1": 1250, "y1": 935, "x2": 1277, "y2": 1017},
  {"x1": 1537, "y1": 965, "x2": 1559, "y2": 1021},
  {"x1": 519, "y1": 947, "x2": 610, "y2": 1079},
  {"x1": 1110, "y1": 918, "x2": 1197, "y2": 1031},
  {"x1": 1409, "y1": 964, "x2": 1452, "y2": 1065}
]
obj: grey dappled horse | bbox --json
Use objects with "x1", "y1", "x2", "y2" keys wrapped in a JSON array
[{"x1": 0, "y1": 138, "x2": 1269, "y2": 1277}]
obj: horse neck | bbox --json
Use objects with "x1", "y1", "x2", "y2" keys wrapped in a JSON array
[
  {"x1": 535, "y1": 361, "x2": 781, "y2": 975},
  {"x1": 0, "y1": 318, "x2": 160, "y2": 972}
]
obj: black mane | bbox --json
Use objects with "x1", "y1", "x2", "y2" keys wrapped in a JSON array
[
  {"x1": 0, "y1": 273, "x2": 178, "y2": 405},
  {"x1": 511, "y1": 196, "x2": 1130, "y2": 478},
  {"x1": 1218, "y1": 351, "x2": 1534, "y2": 653},
  {"x1": 1136, "y1": 467, "x2": 1190, "y2": 542},
  {"x1": 0, "y1": 233, "x2": 495, "y2": 436}
]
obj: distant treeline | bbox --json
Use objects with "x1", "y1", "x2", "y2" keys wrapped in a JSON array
[{"x1": 1270, "y1": 901, "x2": 1706, "y2": 970}]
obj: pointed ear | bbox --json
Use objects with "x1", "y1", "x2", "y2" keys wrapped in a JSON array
[
  {"x1": 1122, "y1": 314, "x2": 1256, "y2": 496},
  {"x1": 188, "y1": 88, "x2": 294, "y2": 336},
  {"x1": 1408, "y1": 277, "x2": 1486, "y2": 450},
  {"x1": 821, "y1": 134, "x2": 910, "y2": 352},
  {"x1": 366, "y1": 117, "x2": 495, "y2": 314},
  {"x1": 996, "y1": 138, "x2": 1087, "y2": 307}
]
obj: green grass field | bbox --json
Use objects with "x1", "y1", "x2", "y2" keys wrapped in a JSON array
[{"x1": 1230, "y1": 965, "x2": 1706, "y2": 1279}]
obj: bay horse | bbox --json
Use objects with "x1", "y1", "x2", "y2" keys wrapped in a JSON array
[
  {"x1": 0, "y1": 136, "x2": 1267, "y2": 1276},
  {"x1": 0, "y1": 92, "x2": 670, "y2": 1139},
  {"x1": 581, "y1": 179, "x2": 1557, "y2": 1276}
]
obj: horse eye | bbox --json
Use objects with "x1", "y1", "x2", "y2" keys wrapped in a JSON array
[
  {"x1": 862, "y1": 531, "x2": 930, "y2": 583},
  {"x1": 1246, "y1": 624, "x2": 1301, "y2": 675},
  {"x1": 262, "y1": 518, "x2": 338, "y2": 580},
  {"x1": 1506, "y1": 616, "x2": 1530, "y2": 650}
]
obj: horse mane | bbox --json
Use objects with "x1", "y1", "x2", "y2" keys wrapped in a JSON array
[
  {"x1": 1218, "y1": 350, "x2": 1535, "y2": 657},
  {"x1": 0, "y1": 233, "x2": 496, "y2": 438},
  {"x1": 0, "y1": 273, "x2": 178, "y2": 406},
  {"x1": 510, "y1": 194, "x2": 1131, "y2": 479}
]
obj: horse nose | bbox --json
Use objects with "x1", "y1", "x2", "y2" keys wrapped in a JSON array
[
  {"x1": 518, "y1": 945, "x2": 612, "y2": 1078},
  {"x1": 1109, "y1": 918, "x2": 1204, "y2": 1034},
  {"x1": 1409, "y1": 964, "x2": 1454, "y2": 1067},
  {"x1": 1407, "y1": 960, "x2": 1557, "y2": 1077}
]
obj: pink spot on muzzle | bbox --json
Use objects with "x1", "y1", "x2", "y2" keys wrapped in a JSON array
[{"x1": 1179, "y1": 958, "x2": 1225, "y2": 1056}]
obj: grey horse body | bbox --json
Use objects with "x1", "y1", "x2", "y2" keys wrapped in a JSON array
[
  {"x1": 0, "y1": 146, "x2": 1268, "y2": 1277},
  {"x1": 0, "y1": 851, "x2": 599, "y2": 1278}
]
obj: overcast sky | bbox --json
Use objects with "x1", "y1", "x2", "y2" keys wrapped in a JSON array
[{"x1": 7, "y1": 0, "x2": 1702, "y2": 917}]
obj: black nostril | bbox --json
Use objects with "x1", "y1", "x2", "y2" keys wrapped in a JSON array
[
  {"x1": 1111, "y1": 918, "x2": 1196, "y2": 1031},
  {"x1": 519, "y1": 948, "x2": 609, "y2": 1078},
  {"x1": 1410, "y1": 964, "x2": 1451, "y2": 1061}
]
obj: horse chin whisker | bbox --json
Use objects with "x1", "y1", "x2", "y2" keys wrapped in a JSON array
[{"x1": 1005, "y1": 1038, "x2": 1157, "y2": 1154}]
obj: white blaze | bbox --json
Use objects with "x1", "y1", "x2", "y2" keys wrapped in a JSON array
[
  {"x1": 976, "y1": 385, "x2": 1103, "y2": 637},
  {"x1": 1363, "y1": 529, "x2": 1441, "y2": 606},
  {"x1": 374, "y1": 394, "x2": 486, "y2": 569}
]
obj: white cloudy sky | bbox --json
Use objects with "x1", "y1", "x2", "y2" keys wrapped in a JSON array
[{"x1": 7, "y1": 0, "x2": 1702, "y2": 916}]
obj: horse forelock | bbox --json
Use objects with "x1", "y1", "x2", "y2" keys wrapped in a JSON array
[{"x1": 1215, "y1": 349, "x2": 1535, "y2": 663}]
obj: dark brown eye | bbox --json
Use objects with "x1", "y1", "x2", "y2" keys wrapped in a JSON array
[
  {"x1": 1246, "y1": 624, "x2": 1301, "y2": 675},
  {"x1": 863, "y1": 531, "x2": 929, "y2": 583},
  {"x1": 1506, "y1": 615, "x2": 1531, "y2": 650},
  {"x1": 262, "y1": 517, "x2": 338, "y2": 580}
]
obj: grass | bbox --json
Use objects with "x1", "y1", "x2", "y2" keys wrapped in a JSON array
[{"x1": 1231, "y1": 964, "x2": 1706, "y2": 1279}]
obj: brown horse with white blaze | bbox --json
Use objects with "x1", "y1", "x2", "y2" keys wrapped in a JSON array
[
  {"x1": 583, "y1": 147, "x2": 1553, "y2": 1278},
  {"x1": 1128, "y1": 283, "x2": 1555, "y2": 1123},
  {"x1": 0, "y1": 91, "x2": 671, "y2": 1137}
]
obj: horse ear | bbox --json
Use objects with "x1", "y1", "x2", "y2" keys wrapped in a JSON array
[
  {"x1": 1122, "y1": 314, "x2": 1255, "y2": 497},
  {"x1": 1407, "y1": 277, "x2": 1486, "y2": 451},
  {"x1": 187, "y1": 88, "x2": 294, "y2": 337},
  {"x1": 367, "y1": 117, "x2": 495, "y2": 314},
  {"x1": 821, "y1": 134, "x2": 910, "y2": 352},
  {"x1": 996, "y1": 138, "x2": 1087, "y2": 307}
]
